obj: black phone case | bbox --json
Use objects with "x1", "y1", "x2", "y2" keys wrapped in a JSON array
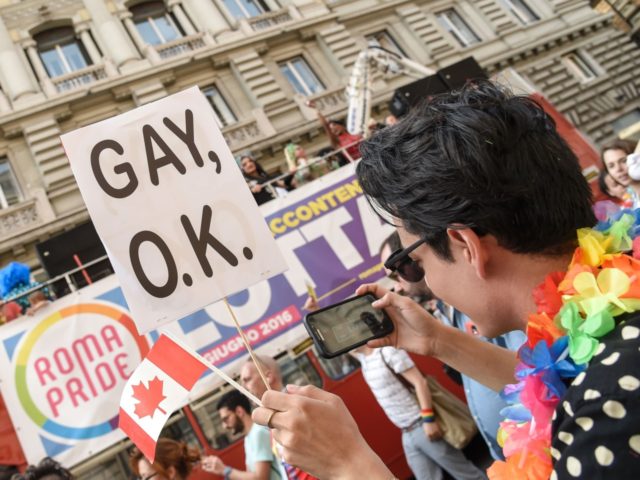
[{"x1": 303, "y1": 294, "x2": 394, "y2": 358}]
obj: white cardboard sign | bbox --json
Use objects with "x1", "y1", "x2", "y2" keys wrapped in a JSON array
[{"x1": 61, "y1": 87, "x2": 288, "y2": 333}]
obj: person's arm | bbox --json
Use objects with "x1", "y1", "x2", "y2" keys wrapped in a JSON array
[
  {"x1": 253, "y1": 385, "x2": 393, "y2": 480},
  {"x1": 306, "y1": 100, "x2": 339, "y2": 149},
  {"x1": 202, "y1": 455, "x2": 270, "y2": 480},
  {"x1": 356, "y1": 283, "x2": 518, "y2": 392},
  {"x1": 399, "y1": 367, "x2": 442, "y2": 441},
  {"x1": 228, "y1": 462, "x2": 271, "y2": 480}
]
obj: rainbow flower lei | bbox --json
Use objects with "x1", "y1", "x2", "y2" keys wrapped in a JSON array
[{"x1": 487, "y1": 208, "x2": 640, "y2": 480}]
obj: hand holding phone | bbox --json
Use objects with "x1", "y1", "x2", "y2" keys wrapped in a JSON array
[{"x1": 303, "y1": 294, "x2": 394, "y2": 358}]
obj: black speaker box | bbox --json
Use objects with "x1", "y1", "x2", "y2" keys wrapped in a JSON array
[
  {"x1": 389, "y1": 57, "x2": 487, "y2": 117},
  {"x1": 36, "y1": 222, "x2": 113, "y2": 295},
  {"x1": 438, "y1": 56, "x2": 487, "y2": 89},
  {"x1": 389, "y1": 74, "x2": 449, "y2": 117}
]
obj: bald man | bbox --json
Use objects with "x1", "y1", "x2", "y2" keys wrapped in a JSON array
[{"x1": 241, "y1": 355, "x2": 283, "y2": 399}]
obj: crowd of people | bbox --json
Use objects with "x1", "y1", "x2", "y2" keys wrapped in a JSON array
[
  {"x1": 238, "y1": 101, "x2": 366, "y2": 205},
  {"x1": 7, "y1": 81, "x2": 640, "y2": 480},
  {"x1": 247, "y1": 81, "x2": 639, "y2": 480}
]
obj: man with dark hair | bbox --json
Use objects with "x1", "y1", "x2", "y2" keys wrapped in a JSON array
[
  {"x1": 381, "y1": 230, "x2": 526, "y2": 461},
  {"x1": 202, "y1": 390, "x2": 282, "y2": 480},
  {"x1": 252, "y1": 82, "x2": 640, "y2": 480}
]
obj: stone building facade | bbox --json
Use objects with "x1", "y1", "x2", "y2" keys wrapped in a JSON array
[{"x1": 0, "y1": 0, "x2": 638, "y2": 276}]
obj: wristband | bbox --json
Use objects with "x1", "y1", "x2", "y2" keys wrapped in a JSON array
[
  {"x1": 224, "y1": 466, "x2": 233, "y2": 480},
  {"x1": 421, "y1": 409, "x2": 435, "y2": 423}
]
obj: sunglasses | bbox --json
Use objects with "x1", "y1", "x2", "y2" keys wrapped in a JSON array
[
  {"x1": 383, "y1": 238, "x2": 427, "y2": 282},
  {"x1": 139, "y1": 474, "x2": 158, "y2": 480}
]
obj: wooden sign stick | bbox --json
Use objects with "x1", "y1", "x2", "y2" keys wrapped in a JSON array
[{"x1": 223, "y1": 297, "x2": 272, "y2": 392}]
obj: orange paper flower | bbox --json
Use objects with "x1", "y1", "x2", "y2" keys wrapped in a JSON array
[
  {"x1": 527, "y1": 313, "x2": 565, "y2": 349},
  {"x1": 487, "y1": 451, "x2": 553, "y2": 480}
]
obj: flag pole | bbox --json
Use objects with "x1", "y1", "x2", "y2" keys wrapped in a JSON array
[
  {"x1": 161, "y1": 331, "x2": 263, "y2": 406},
  {"x1": 223, "y1": 297, "x2": 272, "y2": 393}
]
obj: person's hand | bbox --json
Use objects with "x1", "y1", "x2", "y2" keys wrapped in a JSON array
[
  {"x1": 355, "y1": 283, "x2": 444, "y2": 357},
  {"x1": 251, "y1": 184, "x2": 263, "y2": 193},
  {"x1": 252, "y1": 385, "x2": 391, "y2": 479},
  {"x1": 201, "y1": 455, "x2": 225, "y2": 475},
  {"x1": 305, "y1": 99, "x2": 317, "y2": 109},
  {"x1": 423, "y1": 421, "x2": 443, "y2": 441},
  {"x1": 302, "y1": 296, "x2": 319, "y2": 311}
]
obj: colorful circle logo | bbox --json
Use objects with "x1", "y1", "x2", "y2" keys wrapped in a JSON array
[{"x1": 14, "y1": 303, "x2": 148, "y2": 439}]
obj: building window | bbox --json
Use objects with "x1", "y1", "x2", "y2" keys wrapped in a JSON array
[
  {"x1": 130, "y1": 1, "x2": 183, "y2": 46},
  {"x1": 223, "y1": 0, "x2": 270, "y2": 19},
  {"x1": 34, "y1": 27, "x2": 91, "y2": 78},
  {"x1": 0, "y1": 157, "x2": 21, "y2": 209},
  {"x1": 613, "y1": 109, "x2": 640, "y2": 138},
  {"x1": 279, "y1": 57, "x2": 324, "y2": 96},
  {"x1": 436, "y1": 9, "x2": 481, "y2": 47},
  {"x1": 563, "y1": 51, "x2": 600, "y2": 83},
  {"x1": 202, "y1": 86, "x2": 237, "y2": 128},
  {"x1": 500, "y1": 0, "x2": 539, "y2": 25},
  {"x1": 365, "y1": 31, "x2": 406, "y2": 56}
]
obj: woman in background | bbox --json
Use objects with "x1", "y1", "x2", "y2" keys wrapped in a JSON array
[
  {"x1": 129, "y1": 438, "x2": 200, "y2": 480},
  {"x1": 239, "y1": 155, "x2": 290, "y2": 205}
]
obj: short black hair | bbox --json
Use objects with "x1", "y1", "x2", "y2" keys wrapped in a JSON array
[
  {"x1": 380, "y1": 231, "x2": 401, "y2": 255},
  {"x1": 357, "y1": 81, "x2": 596, "y2": 260},
  {"x1": 11, "y1": 458, "x2": 73, "y2": 480},
  {"x1": 217, "y1": 390, "x2": 251, "y2": 414}
]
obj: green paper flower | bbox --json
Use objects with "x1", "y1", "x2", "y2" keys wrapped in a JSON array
[{"x1": 558, "y1": 303, "x2": 615, "y2": 365}]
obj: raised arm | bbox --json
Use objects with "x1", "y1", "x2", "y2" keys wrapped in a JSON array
[{"x1": 306, "y1": 100, "x2": 339, "y2": 149}]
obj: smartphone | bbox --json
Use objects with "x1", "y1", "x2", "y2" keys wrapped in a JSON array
[{"x1": 303, "y1": 294, "x2": 394, "y2": 358}]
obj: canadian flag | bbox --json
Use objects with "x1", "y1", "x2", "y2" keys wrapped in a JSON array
[{"x1": 119, "y1": 334, "x2": 207, "y2": 462}]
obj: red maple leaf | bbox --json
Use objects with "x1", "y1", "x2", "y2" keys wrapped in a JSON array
[{"x1": 131, "y1": 376, "x2": 167, "y2": 419}]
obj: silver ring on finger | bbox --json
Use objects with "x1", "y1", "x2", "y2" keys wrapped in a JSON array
[{"x1": 267, "y1": 409, "x2": 278, "y2": 429}]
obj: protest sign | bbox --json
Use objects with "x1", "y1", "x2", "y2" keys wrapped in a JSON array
[
  {"x1": 0, "y1": 163, "x2": 392, "y2": 467},
  {"x1": 60, "y1": 87, "x2": 287, "y2": 333}
]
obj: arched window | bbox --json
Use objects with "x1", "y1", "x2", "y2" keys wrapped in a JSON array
[
  {"x1": 34, "y1": 26, "x2": 91, "y2": 78},
  {"x1": 130, "y1": 1, "x2": 183, "y2": 45}
]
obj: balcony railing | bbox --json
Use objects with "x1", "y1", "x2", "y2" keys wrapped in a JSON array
[
  {"x1": 309, "y1": 87, "x2": 348, "y2": 113},
  {"x1": 0, "y1": 199, "x2": 40, "y2": 239},
  {"x1": 223, "y1": 118, "x2": 263, "y2": 151},
  {"x1": 52, "y1": 64, "x2": 108, "y2": 93},
  {"x1": 249, "y1": 9, "x2": 293, "y2": 31},
  {"x1": 155, "y1": 32, "x2": 207, "y2": 59}
]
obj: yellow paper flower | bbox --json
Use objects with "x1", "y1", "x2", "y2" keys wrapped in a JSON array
[
  {"x1": 577, "y1": 228, "x2": 611, "y2": 267},
  {"x1": 569, "y1": 268, "x2": 631, "y2": 316}
]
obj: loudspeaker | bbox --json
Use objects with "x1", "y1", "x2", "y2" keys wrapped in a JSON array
[
  {"x1": 389, "y1": 57, "x2": 487, "y2": 117},
  {"x1": 36, "y1": 222, "x2": 113, "y2": 296},
  {"x1": 438, "y1": 56, "x2": 486, "y2": 89},
  {"x1": 389, "y1": 74, "x2": 449, "y2": 117}
]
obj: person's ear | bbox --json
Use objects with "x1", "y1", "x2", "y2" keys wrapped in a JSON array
[
  {"x1": 167, "y1": 466, "x2": 177, "y2": 479},
  {"x1": 446, "y1": 228, "x2": 488, "y2": 279}
]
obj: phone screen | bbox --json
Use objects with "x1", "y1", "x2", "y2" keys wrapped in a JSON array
[{"x1": 304, "y1": 294, "x2": 393, "y2": 358}]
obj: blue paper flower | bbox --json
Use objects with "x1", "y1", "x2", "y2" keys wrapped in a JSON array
[{"x1": 516, "y1": 336, "x2": 585, "y2": 398}]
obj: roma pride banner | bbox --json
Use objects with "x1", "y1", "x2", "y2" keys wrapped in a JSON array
[{"x1": 0, "y1": 162, "x2": 392, "y2": 467}]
